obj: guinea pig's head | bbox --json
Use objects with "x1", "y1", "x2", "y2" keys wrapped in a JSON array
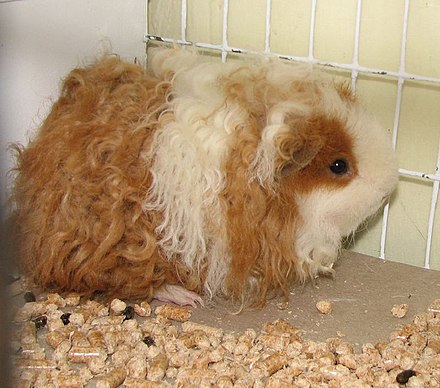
[{"x1": 251, "y1": 73, "x2": 399, "y2": 279}]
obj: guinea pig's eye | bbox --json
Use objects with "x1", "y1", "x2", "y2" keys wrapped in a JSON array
[{"x1": 329, "y1": 159, "x2": 349, "y2": 175}]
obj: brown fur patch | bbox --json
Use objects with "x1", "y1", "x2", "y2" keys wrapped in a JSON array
[
  {"x1": 222, "y1": 119, "x2": 267, "y2": 302},
  {"x1": 287, "y1": 114, "x2": 358, "y2": 193},
  {"x1": 11, "y1": 57, "x2": 201, "y2": 300},
  {"x1": 223, "y1": 128, "x2": 305, "y2": 306}
]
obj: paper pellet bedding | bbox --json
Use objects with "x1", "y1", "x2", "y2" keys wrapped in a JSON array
[{"x1": 10, "y1": 290, "x2": 440, "y2": 387}]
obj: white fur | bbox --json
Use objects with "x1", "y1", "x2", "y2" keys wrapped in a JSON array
[{"x1": 145, "y1": 49, "x2": 246, "y2": 296}]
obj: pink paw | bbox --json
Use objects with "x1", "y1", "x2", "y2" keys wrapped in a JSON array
[{"x1": 153, "y1": 284, "x2": 204, "y2": 308}]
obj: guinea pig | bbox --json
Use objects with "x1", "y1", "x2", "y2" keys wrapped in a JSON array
[{"x1": 11, "y1": 48, "x2": 398, "y2": 308}]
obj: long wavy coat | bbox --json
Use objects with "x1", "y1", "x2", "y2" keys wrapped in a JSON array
[{"x1": 12, "y1": 48, "x2": 398, "y2": 307}]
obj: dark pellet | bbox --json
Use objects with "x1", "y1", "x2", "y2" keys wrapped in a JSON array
[
  {"x1": 60, "y1": 313, "x2": 71, "y2": 325},
  {"x1": 396, "y1": 369, "x2": 416, "y2": 384},
  {"x1": 33, "y1": 315, "x2": 47, "y2": 330},
  {"x1": 23, "y1": 292, "x2": 36, "y2": 303},
  {"x1": 143, "y1": 336, "x2": 155, "y2": 347},
  {"x1": 123, "y1": 306, "x2": 135, "y2": 321}
]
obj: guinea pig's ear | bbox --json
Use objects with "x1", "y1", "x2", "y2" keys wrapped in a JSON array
[{"x1": 274, "y1": 120, "x2": 324, "y2": 177}]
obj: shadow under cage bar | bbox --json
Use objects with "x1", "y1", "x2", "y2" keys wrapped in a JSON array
[{"x1": 145, "y1": 0, "x2": 440, "y2": 268}]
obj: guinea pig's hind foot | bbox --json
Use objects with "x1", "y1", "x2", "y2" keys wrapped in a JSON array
[{"x1": 153, "y1": 284, "x2": 204, "y2": 308}]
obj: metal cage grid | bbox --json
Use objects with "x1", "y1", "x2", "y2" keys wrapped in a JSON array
[{"x1": 145, "y1": 0, "x2": 440, "y2": 269}]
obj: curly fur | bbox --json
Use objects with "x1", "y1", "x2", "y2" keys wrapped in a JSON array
[{"x1": 11, "y1": 48, "x2": 398, "y2": 306}]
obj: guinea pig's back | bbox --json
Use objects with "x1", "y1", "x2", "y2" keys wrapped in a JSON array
[{"x1": 11, "y1": 57, "x2": 175, "y2": 298}]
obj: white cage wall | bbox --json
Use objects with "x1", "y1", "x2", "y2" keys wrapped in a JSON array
[{"x1": 145, "y1": 0, "x2": 440, "y2": 270}]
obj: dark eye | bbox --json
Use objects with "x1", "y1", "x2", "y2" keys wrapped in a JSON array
[{"x1": 329, "y1": 159, "x2": 349, "y2": 175}]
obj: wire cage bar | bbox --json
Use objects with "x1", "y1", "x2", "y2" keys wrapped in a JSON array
[{"x1": 145, "y1": 0, "x2": 440, "y2": 269}]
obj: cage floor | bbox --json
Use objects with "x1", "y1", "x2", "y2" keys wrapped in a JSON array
[
  {"x1": 12, "y1": 250, "x2": 440, "y2": 347},
  {"x1": 10, "y1": 250, "x2": 440, "y2": 386},
  {"x1": 187, "y1": 250, "x2": 440, "y2": 349}
]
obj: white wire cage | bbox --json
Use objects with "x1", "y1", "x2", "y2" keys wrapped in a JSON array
[{"x1": 145, "y1": 0, "x2": 440, "y2": 270}]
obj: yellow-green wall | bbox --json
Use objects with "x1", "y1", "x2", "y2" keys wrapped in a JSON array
[{"x1": 147, "y1": 0, "x2": 440, "y2": 269}]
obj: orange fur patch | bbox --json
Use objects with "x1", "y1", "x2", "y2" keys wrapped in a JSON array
[
  {"x1": 289, "y1": 114, "x2": 358, "y2": 194},
  {"x1": 11, "y1": 57, "x2": 201, "y2": 299}
]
